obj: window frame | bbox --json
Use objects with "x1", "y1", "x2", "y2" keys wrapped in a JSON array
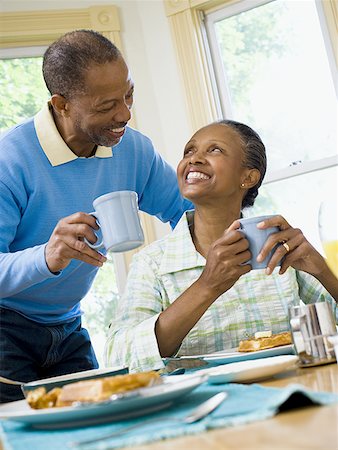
[
  {"x1": 164, "y1": 0, "x2": 337, "y2": 184},
  {"x1": 204, "y1": 0, "x2": 337, "y2": 115},
  {"x1": 203, "y1": 0, "x2": 338, "y2": 183}
]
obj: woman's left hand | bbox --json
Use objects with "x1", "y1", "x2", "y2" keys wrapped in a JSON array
[{"x1": 256, "y1": 215, "x2": 327, "y2": 276}]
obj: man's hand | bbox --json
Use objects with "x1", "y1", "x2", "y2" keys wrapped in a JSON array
[{"x1": 45, "y1": 212, "x2": 107, "y2": 273}]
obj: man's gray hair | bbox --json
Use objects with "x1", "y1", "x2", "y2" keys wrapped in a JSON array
[{"x1": 43, "y1": 29, "x2": 121, "y2": 99}]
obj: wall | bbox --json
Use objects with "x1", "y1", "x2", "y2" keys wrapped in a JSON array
[{"x1": 0, "y1": 0, "x2": 193, "y2": 237}]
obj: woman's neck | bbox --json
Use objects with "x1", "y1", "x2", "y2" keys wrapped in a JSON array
[{"x1": 189, "y1": 205, "x2": 241, "y2": 257}]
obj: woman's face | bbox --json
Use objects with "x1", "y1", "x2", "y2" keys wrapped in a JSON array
[{"x1": 177, "y1": 123, "x2": 249, "y2": 206}]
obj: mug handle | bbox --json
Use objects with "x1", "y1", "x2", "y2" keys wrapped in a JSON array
[{"x1": 83, "y1": 212, "x2": 104, "y2": 249}]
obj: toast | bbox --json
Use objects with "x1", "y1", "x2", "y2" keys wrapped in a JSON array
[
  {"x1": 238, "y1": 331, "x2": 292, "y2": 352},
  {"x1": 26, "y1": 371, "x2": 160, "y2": 409}
]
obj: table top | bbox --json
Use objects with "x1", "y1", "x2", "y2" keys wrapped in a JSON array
[
  {"x1": 126, "y1": 363, "x2": 338, "y2": 450},
  {"x1": 0, "y1": 363, "x2": 337, "y2": 450}
]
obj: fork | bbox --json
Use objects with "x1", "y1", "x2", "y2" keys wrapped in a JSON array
[
  {"x1": 70, "y1": 391, "x2": 227, "y2": 447},
  {"x1": 0, "y1": 376, "x2": 24, "y2": 385}
]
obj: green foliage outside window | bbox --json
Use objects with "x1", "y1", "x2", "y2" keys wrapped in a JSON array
[
  {"x1": 0, "y1": 57, "x2": 49, "y2": 132},
  {"x1": 215, "y1": 1, "x2": 288, "y2": 123},
  {"x1": 214, "y1": 1, "x2": 290, "y2": 216},
  {"x1": 82, "y1": 260, "x2": 119, "y2": 336}
]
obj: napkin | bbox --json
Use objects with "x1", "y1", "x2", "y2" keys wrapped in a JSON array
[{"x1": 1, "y1": 382, "x2": 337, "y2": 450}]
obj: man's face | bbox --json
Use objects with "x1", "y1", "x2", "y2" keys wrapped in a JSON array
[{"x1": 66, "y1": 57, "x2": 134, "y2": 148}]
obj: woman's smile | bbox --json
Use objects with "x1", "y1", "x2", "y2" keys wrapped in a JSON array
[{"x1": 186, "y1": 170, "x2": 211, "y2": 184}]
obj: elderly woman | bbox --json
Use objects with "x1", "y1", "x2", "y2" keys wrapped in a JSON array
[{"x1": 105, "y1": 120, "x2": 338, "y2": 372}]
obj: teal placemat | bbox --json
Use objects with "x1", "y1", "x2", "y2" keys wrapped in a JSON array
[{"x1": 1, "y1": 382, "x2": 338, "y2": 450}]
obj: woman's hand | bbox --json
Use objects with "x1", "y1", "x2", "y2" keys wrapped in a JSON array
[
  {"x1": 198, "y1": 220, "x2": 251, "y2": 297},
  {"x1": 256, "y1": 215, "x2": 327, "y2": 276}
]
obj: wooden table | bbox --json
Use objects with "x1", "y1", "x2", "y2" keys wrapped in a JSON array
[
  {"x1": 127, "y1": 363, "x2": 338, "y2": 450},
  {"x1": 0, "y1": 363, "x2": 337, "y2": 450}
]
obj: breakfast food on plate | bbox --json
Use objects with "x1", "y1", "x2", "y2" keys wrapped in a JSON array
[
  {"x1": 26, "y1": 386, "x2": 62, "y2": 409},
  {"x1": 238, "y1": 331, "x2": 292, "y2": 352},
  {"x1": 26, "y1": 371, "x2": 160, "y2": 409}
]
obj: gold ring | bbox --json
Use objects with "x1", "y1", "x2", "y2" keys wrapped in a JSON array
[{"x1": 282, "y1": 242, "x2": 290, "y2": 253}]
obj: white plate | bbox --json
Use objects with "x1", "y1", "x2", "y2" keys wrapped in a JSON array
[
  {"x1": 0, "y1": 376, "x2": 206, "y2": 429},
  {"x1": 166, "y1": 345, "x2": 294, "y2": 366},
  {"x1": 197, "y1": 355, "x2": 298, "y2": 384},
  {"x1": 22, "y1": 366, "x2": 128, "y2": 395},
  {"x1": 25, "y1": 367, "x2": 128, "y2": 385}
]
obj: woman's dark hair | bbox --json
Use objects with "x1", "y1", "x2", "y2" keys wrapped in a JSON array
[
  {"x1": 217, "y1": 119, "x2": 267, "y2": 208},
  {"x1": 42, "y1": 29, "x2": 121, "y2": 99}
]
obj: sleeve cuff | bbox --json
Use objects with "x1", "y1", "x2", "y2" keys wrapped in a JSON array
[
  {"x1": 128, "y1": 313, "x2": 166, "y2": 372},
  {"x1": 35, "y1": 243, "x2": 62, "y2": 278}
]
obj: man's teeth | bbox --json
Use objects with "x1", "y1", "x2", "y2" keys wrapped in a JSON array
[
  {"x1": 109, "y1": 127, "x2": 124, "y2": 132},
  {"x1": 187, "y1": 172, "x2": 210, "y2": 180}
]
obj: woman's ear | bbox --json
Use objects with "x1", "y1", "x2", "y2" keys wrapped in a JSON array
[
  {"x1": 241, "y1": 168, "x2": 261, "y2": 189},
  {"x1": 50, "y1": 94, "x2": 69, "y2": 118}
]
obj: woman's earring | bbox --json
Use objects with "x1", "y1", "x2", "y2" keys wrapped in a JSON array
[{"x1": 241, "y1": 183, "x2": 245, "y2": 188}]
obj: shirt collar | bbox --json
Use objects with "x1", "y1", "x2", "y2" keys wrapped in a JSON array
[
  {"x1": 158, "y1": 211, "x2": 205, "y2": 275},
  {"x1": 34, "y1": 102, "x2": 112, "y2": 166}
]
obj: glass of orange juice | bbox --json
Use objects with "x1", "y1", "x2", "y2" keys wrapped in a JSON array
[{"x1": 318, "y1": 200, "x2": 338, "y2": 278}]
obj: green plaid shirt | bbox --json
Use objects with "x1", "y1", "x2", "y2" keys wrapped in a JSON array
[{"x1": 105, "y1": 212, "x2": 336, "y2": 372}]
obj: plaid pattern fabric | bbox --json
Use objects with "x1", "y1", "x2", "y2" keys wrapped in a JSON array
[{"x1": 105, "y1": 212, "x2": 336, "y2": 372}]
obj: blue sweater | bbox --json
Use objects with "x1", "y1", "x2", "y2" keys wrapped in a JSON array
[{"x1": 0, "y1": 114, "x2": 190, "y2": 324}]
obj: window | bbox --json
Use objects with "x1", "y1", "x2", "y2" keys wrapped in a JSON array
[
  {"x1": 204, "y1": 0, "x2": 336, "y2": 172},
  {"x1": 165, "y1": 0, "x2": 337, "y2": 253},
  {"x1": 0, "y1": 56, "x2": 49, "y2": 132},
  {"x1": 202, "y1": 0, "x2": 337, "y2": 250}
]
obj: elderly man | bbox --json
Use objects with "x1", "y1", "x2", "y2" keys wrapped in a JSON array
[{"x1": 0, "y1": 29, "x2": 191, "y2": 402}]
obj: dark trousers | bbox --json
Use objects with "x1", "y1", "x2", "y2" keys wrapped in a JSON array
[{"x1": 0, "y1": 308, "x2": 98, "y2": 403}]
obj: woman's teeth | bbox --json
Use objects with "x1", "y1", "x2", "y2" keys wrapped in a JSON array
[{"x1": 187, "y1": 172, "x2": 210, "y2": 180}]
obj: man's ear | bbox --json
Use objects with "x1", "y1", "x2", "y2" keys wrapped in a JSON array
[
  {"x1": 241, "y1": 168, "x2": 261, "y2": 189},
  {"x1": 50, "y1": 94, "x2": 69, "y2": 118}
]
